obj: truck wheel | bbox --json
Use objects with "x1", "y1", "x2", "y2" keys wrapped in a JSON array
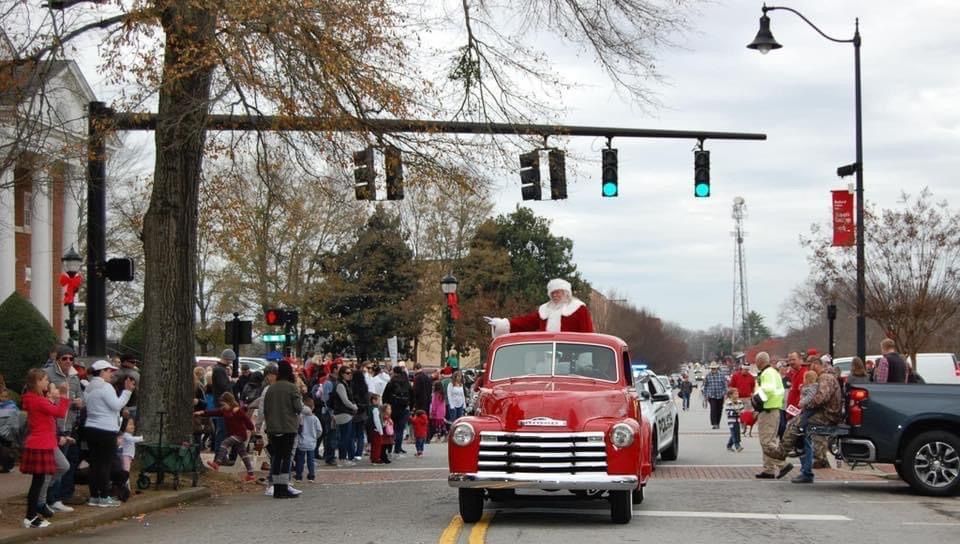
[
  {"x1": 609, "y1": 490, "x2": 633, "y2": 524},
  {"x1": 458, "y1": 489, "x2": 484, "y2": 523},
  {"x1": 660, "y1": 421, "x2": 679, "y2": 461},
  {"x1": 632, "y1": 485, "x2": 644, "y2": 504},
  {"x1": 902, "y1": 431, "x2": 960, "y2": 496}
]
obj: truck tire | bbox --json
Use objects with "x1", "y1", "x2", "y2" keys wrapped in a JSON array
[
  {"x1": 902, "y1": 431, "x2": 960, "y2": 497},
  {"x1": 609, "y1": 490, "x2": 633, "y2": 524},
  {"x1": 660, "y1": 420, "x2": 679, "y2": 461},
  {"x1": 632, "y1": 485, "x2": 644, "y2": 504},
  {"x1": 459, "y1": 489, "x2": 484, "y2": 523}
]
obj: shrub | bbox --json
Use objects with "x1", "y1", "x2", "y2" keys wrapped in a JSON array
[
  {"x1": 120, "y1": 312, "x2": 145, "y2": 357},
  {"x1": 0, "y1": 293, "x2": 57, "y2": 394}
]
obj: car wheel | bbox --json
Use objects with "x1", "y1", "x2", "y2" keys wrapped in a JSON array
[
  {"x1": 660, "y1": 419, "x2": 679, "y2": 461},
  {"x1": 902, "y1": 431, "x2": 960, "y2": 497},
  {"x1": 632, "y1": 485, "x2": 644, "y2": 504},
  {"x1": 609, "y1": 490, "x2": 633, "y2": 524},
  {"x1": 458, "y1": 489, "x2": 485, "y2": 523}
]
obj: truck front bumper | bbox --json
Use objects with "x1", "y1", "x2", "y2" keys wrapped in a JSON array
[{"x1": 448, "y1": 472, "x2": 639, "y2": 490}]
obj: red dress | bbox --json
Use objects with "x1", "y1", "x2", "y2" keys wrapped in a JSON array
[{"x1": 20, "y1": 390, "x2": 70, "y2": 474}]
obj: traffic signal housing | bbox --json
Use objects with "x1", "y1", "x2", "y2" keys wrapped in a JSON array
[
  {"x1": 601, "y1": 148, "x2": 618, "y2": 197},
  {"x1": 385, "y1": 146, "x2": 404, "y2": 200},
  {"x1": 549, "y1": 149, "x2": 567, "y2": 200},
  {"x1": 264, "y1": 308, "x2": 286, "y2": 326},
  {"x1": 353, "y1": 147, "x2": 375, "y2": 200},
  {"x1": 519, "y1": 150, "x2": 541, "y2": 201},
  {"x1": 694, "y1": 150, "x2": 710, "y2": 197}
]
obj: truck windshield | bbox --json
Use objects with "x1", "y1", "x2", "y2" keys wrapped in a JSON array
[{"x1": 489, "y1": 342, "x2": 618, "y2": 381}]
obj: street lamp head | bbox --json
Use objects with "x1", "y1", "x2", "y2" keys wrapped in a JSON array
[
  {"x1": 62, "y1": 245, "x2": 83, "y2": 276},
  {"x1": 440, "y1": 273, "x2": 458, "y2": 295},
  {"x1": 747, "y1": 13, "x2": 782, "y2": 54}
]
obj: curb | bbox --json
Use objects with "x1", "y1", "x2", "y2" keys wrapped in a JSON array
[{"x1": 0, "y1": 487, "x2": 210, "y2": 544}]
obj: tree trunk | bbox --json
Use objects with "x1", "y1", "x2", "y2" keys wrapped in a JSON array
[{"x1": 139, "y1": 4, "x2": 216, "y2": 444}]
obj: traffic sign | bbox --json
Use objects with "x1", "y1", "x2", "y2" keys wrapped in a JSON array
[{"x1": 262, "y1": 333, "x2": 286, "y2": 342}]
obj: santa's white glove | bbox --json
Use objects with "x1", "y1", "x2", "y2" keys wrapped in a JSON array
[{"x1": 484, "y1": 316, "x2": 510, "y2": 338}]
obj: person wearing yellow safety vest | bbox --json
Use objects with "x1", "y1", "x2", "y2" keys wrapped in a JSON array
[{"x1": 752, "y1": 352, "x2": 794, "y2": 480}]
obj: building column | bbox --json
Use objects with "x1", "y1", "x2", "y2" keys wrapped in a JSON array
[
  {"x1": 30, "y1": 176, "x2": 53, "y2": 324},
  {"x1": 59, "y1": 163, "x2": 81, "y2": 342},
  {"x1": 0, "y1": 169, "x2": 14, "y2": 303}
]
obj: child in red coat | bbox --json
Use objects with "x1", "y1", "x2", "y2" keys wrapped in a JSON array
[
  {"x1": 194, "y1": 392, "x2": 256, "y2": 481},
  {"x1": 411, "y1": 409, "x2": 429, "y2": 457},
  {"x1": 20, "y1": 369, "x2": 69, "y2": 528}
]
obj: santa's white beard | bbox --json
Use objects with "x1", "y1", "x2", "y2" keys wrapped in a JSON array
[{"x1": 543, "y1": 302, "x2": 564, "y2": 332}]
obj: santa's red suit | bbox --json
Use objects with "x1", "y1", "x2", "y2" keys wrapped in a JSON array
[{"x1": 489, "y1": 279, "x2": 595, "y2": 336}]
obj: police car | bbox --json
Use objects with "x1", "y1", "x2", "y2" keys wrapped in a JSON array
[{"x1": 632, "y1": 365, "x2": 679, "y2": 468}]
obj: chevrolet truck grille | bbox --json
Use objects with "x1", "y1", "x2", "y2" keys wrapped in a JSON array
[{"x1": 477, "y1": 431, "x2": 607, "y2": 474}]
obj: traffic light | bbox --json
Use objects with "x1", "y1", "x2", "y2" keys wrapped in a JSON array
[
  {"x1": 519, "y1": 150, "x2": 541, "y2": 201},
  {"x1": 694, "y1": 150, "x2": 710, "y2": 197},
  {"x1": 353, "y1": 147, "x2": 375, "y2": 200},
  {"x1": 385, "y1": 146, "x2": 404, "y2": 200},
  {"x1": 549, "y1": 149, "x2": 567, "y2": 200},
  {"x1": 601, "y1": 148, "x2": 618, "y2": 197},
  {"x1": 264, "y1": 308, "x2": 286, "y2": 326}
]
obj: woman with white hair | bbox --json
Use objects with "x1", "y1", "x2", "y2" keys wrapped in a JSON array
[{"x1": 486, "y1": 278, "x2": 594, "y2": 337}]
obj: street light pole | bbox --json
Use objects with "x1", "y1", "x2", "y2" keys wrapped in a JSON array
[
  {"x1": 440, "y1": 273, "x2": 459, "y2": 366},
  {"x1": 748, "y1": 4, "x2": 866, "y2": 360}
]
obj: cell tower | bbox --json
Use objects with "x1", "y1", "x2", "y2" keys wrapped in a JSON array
[{"x1": 731, "y1": 196, "x2": 750, "y2": 351}]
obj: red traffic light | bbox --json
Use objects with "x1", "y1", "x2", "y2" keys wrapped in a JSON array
[{"x1": 265, "y1": 308, "x2": 285, "y2": 326}]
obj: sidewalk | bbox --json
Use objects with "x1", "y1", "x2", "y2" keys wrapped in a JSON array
[{"x1": 0, "y1": 469, "x2": 209, "y2": 544}]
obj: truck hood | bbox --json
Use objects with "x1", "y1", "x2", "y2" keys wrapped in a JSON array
[{"x1": 478, "y1": 380, "x2": 630, "y2": 432}]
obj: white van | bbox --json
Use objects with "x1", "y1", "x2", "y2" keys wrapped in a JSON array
[{"x1": 833, "y1": 353, "x2": 960, "y2": 384}]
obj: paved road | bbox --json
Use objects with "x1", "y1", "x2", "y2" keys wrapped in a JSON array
[{"x1": 42, "y1": 396, "x2": 959, "y2": 543}]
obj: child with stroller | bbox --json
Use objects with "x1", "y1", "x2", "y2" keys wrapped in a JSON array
[{"x1": 194, "y1": 392, "x2": 256, "y2": 482}]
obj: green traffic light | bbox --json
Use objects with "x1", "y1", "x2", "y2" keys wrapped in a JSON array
[
  {"x1": 602, "y1": 181, "x2": 618, "y2": 197},
  {"x1": 694, "y1": 182, "x2": 710, "y2": 197}
]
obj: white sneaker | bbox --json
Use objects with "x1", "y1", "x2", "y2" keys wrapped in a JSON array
[
  {"x1": 99, "y1": 497, "x2": 120, "y2": 508},
  {"x1": 23, "y1": 516, "x2": 50, "y2": 529},
  {"x1": 264, "y1": 486, "x2": 274, "y2": 496},
  {"x1": 352, "y1": 456, "x2": 363, "y2": 461},
  {"x1": 50, "y1": 501, "x2": 75, "y2": 513},
  {"x1": 287, "y1": 485, "x2": 302, "y2": 496}
]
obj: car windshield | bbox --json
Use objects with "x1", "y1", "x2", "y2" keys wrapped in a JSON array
[{"x1": 489, "y1": 342, "x2": 618, "y2": 382}]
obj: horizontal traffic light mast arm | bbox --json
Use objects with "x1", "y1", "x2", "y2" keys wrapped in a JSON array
[{"x1": 107, "y1": 111, "x2": 765, "y2": 141}]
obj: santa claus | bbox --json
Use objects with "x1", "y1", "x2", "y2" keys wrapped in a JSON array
[{"x1": 485, "y1": 278, "x2": 594, "y2": 337}]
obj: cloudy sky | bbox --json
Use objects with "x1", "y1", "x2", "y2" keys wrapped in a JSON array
[
  {"x1": 65, "y1": 1, "x2": 960, "y2": 334},
  {"x1": 480, "y1": 0, "x2": 960, "y2": 333}
]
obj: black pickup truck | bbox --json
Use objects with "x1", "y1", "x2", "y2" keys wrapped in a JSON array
[{"x1": 823, "y1": 383, "x2": 960, "y2": 496}]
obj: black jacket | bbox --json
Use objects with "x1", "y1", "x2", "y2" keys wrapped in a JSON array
[
  {"x1": 412, "y1": 371, "x2": 433, "y2": 412},
  {"x1": 383, "y1": 375, "x2": 413, "y2": 411}
]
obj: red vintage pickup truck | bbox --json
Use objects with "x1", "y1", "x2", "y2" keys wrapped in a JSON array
[{"x1": 447, "y1": 331, "x2": 655, "y2": 523}]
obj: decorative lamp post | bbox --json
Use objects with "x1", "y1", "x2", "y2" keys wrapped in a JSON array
[
  {"x1": 748, "y1": 4, "x2": 866, "y2": 360},
  {"x1": 60, "y1": 245, "x2": 83, "y2": 348},
  {"x1": 440, "y1": 273, "x2": 459, "y2": 365}
]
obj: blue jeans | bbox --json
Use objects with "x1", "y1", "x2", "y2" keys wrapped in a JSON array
[
  {"x1": 681, "y1": 393, "x2": 690, "y2": 410},
  {"x1": 322, "y1": 412, "x2": 339, "y2": 464},
  {"x1": 799, "y1": 431, "x2": 814, "y2": 479},
  {"x1": 415, "y1": 438, "x2": 425, "y2": 454},
  {"x1": 211, "y1": 417, "x2": 225, "y2": 452},
  {"x1": 294, "y1": 449, "x2": 316, "y2": 480},
  {"x1": 449, "y1": 406, "x2": 465, "y2": 422},
  {"x1": 337, "y1": 421, "x2": 354, "y2": 460},
  {"x1": 726, "y1": 421, "x2": 741, "y2": 449},
  {"x1": 392, "y1": 407, "x2": 410, "y2": 453},
  {"x1": 352, "y1": 420, "x2": 366, "y2": 460}
]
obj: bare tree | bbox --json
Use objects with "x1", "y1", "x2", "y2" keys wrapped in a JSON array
[{"x1": 802, "y1": 188, "x2": 960, "y2": 367}]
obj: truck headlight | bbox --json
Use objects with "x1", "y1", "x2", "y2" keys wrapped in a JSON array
[
  {"x1": 451, "y1": 422, "x2": 476, "y2": 446},
  {"x1": 610, "y1": 423, "x2": 635, "y2": 448}
]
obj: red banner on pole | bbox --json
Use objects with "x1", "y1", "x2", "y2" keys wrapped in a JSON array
[{"x1": 832, "y1": 190, "x2": 855, "y2": 247}]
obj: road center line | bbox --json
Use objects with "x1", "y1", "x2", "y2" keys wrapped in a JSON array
[
  {"x1": 438, "y1": 515, "x2": 464, "y2": 544},
  {"x1": 490, "y1": 508, "x2": 849, "y2": 521}
]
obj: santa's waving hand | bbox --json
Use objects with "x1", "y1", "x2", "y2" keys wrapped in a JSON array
[{"x1": 485, "y1": 278, "x2": 594, "y2": 338}]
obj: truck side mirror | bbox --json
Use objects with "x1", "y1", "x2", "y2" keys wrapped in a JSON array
[{"x1": 639, "y1": 389, "x2": 651, "y2": 400}]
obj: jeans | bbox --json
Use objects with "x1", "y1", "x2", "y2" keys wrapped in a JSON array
[
  {"x1": 449, "y1": 406, "x2": 465, "y2": 422},
  {"x1": 322, "y1": 412, "x2": 339, "y2": 464},
  {"x1": 708, "y1": 398, "x2": 724, "y2": 426},
  {"x1": 726, "y1": 421, "x2": 741, "y2": 449},
  {"x1": 48, "y1": 442, "x2": 80, "y2": 502},
  {"x1": 337, "y1": 421, "x2": 354, "y2": 460},
  {"x1": 392, "y1": 407, "x2": 410, "y2": 453},
  {"x1": 294, "y1": 449, "x2": 316, "y2": 480},
  {"x1": 415, "y1": 438, "x2": 425, "y2": 454},
  {"x1": 352, "y1": 420, "x2": 366, "y2": 459},
  {"x1": 681, "y1": 393, "x2": 690, "y2": 410},
  {"x1": 268, "y1": 433, "x2": 295, "y2": 485},
  {"x1": 799, "y1": 431, "x2": 814, "y2": 479},
  {"x1": 211, "y1": 416, "x2": 225, "y2": 453}
]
